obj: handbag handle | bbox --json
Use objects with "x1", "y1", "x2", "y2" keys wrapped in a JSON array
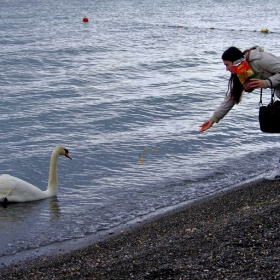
[{"x1": 259, "y1": 79, "x2": 275, "y2": 106}]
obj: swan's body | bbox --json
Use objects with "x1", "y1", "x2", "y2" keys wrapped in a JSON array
[{"x1": 0, "y1": 146, "x2": 71, "y2": 203}]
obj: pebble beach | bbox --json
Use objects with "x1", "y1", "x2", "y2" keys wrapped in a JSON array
[{"x1": 0, "y1": 179, "x2": 280, "y2": 280}]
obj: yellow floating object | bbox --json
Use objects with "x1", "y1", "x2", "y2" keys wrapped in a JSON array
[
  {"x1": 140, "y1": 156, "x2": 144, "y2": 165},
  {"x1": 261, "y1": 28, "x2": 269, "y2": 33},
  {"x1": 154, "y1": 148, "x2": 159, "y2": 153},
  {"x1": 143, "y1": 148, "x2": 148, "y2": 152}
]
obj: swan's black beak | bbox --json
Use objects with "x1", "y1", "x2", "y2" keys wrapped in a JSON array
[{"x1": 64, "y1": 149, "x2": 72, "y2": 160}]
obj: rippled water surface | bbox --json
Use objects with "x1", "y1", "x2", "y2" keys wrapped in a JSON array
[{"x1": 0, "y1": 0, "x2": 280, "y2": 262}]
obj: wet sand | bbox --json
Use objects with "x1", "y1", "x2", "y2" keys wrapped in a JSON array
[{"x1": 0, "y1": 179, "x2": 279, "y2": 279}]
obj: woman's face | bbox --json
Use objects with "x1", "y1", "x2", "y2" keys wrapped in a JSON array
[{"x1": 223, "y1": 60, "x2": 235, "y2": 74}]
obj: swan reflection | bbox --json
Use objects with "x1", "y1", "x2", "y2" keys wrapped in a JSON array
[
  {"x1": 48, "y1": 196, "x2": 61, "y2": 221},
  {"x1": 0, "y1": 196, "x2": 61, "y2": 223}
]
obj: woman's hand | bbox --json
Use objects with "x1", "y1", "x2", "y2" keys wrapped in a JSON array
[
  {"x1": 198, "y1": 119, "x2": 214, "y2": 133},
  {"x1": 248, "y1": 78, "x2": 266, "y2": 89}
]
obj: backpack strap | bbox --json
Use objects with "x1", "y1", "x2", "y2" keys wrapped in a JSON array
[{"x1": 260, "y1": 79, "x2": 275, "y2": 106}]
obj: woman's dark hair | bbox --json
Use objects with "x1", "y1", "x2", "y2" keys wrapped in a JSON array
[{"x1": 222, "y1": 46, "x2": 244, "y2": 104}]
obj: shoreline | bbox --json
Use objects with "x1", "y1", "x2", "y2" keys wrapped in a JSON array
[
  {"x1": 0, "y1": 177, "x2": 262, "y2": 267},
  {"x1": 0, "y1": 179, "x2": 279, "y2": 279}
]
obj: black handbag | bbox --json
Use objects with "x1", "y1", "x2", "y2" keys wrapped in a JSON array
[{"x1": 259, "y1": 80, "x2": 280, "y2": 133}]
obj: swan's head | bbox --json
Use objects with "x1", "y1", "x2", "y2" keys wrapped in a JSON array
[{"x1": 54, "y1": 146, "x2": 72, "y2": 160}]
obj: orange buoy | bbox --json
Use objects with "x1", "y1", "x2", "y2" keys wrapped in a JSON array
[{"x1": 83, "y1": 17, "x2": 89, "y2": 22}]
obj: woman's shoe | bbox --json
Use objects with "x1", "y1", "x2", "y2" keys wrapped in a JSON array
[{"x1": 265, "y1": 166, "x2": 280, "y2": 180}]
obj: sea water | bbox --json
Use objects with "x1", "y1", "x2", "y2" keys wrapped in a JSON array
[{"x1": 0, "y1": 0, "x2": 280, "y2": 263}]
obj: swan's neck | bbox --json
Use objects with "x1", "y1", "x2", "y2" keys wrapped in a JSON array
[{"x1": 47, "y1": 151, "x2": 59, "y2": 196}]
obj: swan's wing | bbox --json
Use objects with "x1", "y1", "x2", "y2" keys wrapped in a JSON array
[
  {"x1": 0, "y1": 174, "x2": 17, "y2": 197},
  {"x1": 0, "y1": 174, "x2": 46, "y2": 202}
]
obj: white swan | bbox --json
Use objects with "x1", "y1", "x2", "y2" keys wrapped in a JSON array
[{"x1": 0, "y1": 146, "x2": 71, "y2": 203}]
